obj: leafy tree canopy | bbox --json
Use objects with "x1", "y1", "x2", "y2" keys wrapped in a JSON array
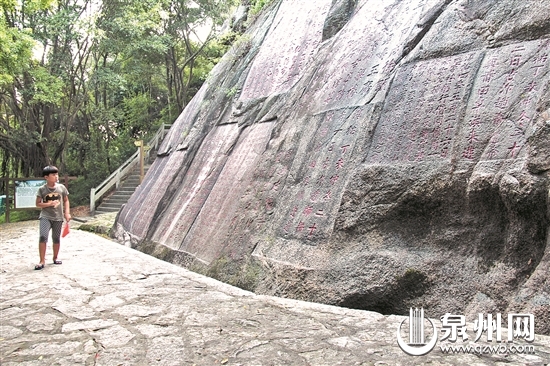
[{"x1": 1, "y1": 0, "x2": 240, "y2": 207}]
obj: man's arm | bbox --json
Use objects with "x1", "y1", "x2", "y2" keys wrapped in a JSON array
[
  {"x1": 36, "y1": 196, "x2": 58, "y2": 208},
  {"x1": 63, "y1": 195, "x2": 71, "y2": 222}
]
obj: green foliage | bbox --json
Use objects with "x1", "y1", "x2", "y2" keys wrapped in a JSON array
[
  {"x1": 0, "y1": 210, "x2": 40, "y2": 224},
  {"x1": 250, "y1": 0, "x2": 273, "y2": 15},
  {"x1": 0, "y1": 19, "x2": 34, "y2": 87},
  {"x1": 122, "y1": 93, "x2": 155, "y2": 137},
  {"x1": 0, "y1": 0, "x2": 237, "y2": 202},
  {"x1": 217, "y1": 31, "x2": 239, "y2": 47},
  {"x1": 0, "y1": 0, "x2": 54, "y2": 13},
  {"x1": 25, "y1": 65, "x2": 64, "y2": 104},
  {"x1": 0, "y1": 0, "x2": 16, "y2": 10},
  {"x1": 225, "y1": 85, "x2": 239, "y2": 97},
  {"x1": 216, "y1": 32, "x2": 252, "y2": 66},
  {"x1": 67, "y1": 176, "x2": 97, "y2": 207}
]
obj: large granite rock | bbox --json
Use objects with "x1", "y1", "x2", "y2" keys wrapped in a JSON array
[{"x1": 114, "y1": 0, "x2": 550, "y2": 334}]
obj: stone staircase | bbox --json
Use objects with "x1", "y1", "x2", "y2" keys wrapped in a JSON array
[
  {"x1": 94, "y1": 165, "x2": 149, "y2": 215},
  {"x1": 90, "y1": 124, "x2": 170, "y2": 216}
]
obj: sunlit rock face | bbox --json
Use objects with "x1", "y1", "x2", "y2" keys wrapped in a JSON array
[{"x1": 114, "y1": 0, "x2": 550, "y2": 333}]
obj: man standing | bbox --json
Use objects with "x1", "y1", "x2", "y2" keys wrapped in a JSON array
[{"x1": 34, "y1": 166, "x2": 71, "y2": 270}]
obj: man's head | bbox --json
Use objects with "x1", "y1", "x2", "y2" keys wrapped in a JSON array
[
  {"x1": 43, "y1": 166, "x2": 59, "y2": 186},
  {"x1": 42, "y1": 165, "x2": 59, "y2": 177}
]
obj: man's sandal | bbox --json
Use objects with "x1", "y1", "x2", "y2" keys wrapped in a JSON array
[{"x1": 34, "y1": 264, "x2": 45, "y2": 270}]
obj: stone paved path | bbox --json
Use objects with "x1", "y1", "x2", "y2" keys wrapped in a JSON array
[{"x1": 1, "y1": 221, "x2": 549, "y2": 365}]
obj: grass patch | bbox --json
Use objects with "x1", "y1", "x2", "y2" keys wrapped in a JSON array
[{"x1": 0, "y1": 210, "x2": 39, "y2": 224}]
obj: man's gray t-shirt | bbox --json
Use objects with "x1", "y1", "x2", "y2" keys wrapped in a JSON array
[{"x1": 37, "y1": 184, "x2": 69, "y2": 221}]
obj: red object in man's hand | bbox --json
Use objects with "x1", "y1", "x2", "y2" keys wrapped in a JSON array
[{"x1": 62, "y1": 223, "x2": 70, "y2": 237}]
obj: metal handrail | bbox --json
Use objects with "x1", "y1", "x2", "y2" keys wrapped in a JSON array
[{"x1": 90, "y1": 123, "x2": 171, "y2": 215}]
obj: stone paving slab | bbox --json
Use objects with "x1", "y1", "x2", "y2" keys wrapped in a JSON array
[{"x1": 1, "y1": 221, "x2": 549, "y2": 365}]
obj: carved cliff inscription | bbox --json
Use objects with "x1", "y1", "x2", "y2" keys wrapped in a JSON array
[
  {"x1": 366, "y1": 52, "x2": 483, "y2": 164},
  {"x1": 240, "y1": 0, "x2": 331, "y2": 101},
  {"x1": 307, "y1": 0, "x2": 431, "y2": 113},
  {"x1": 275, "y1": 107, "x2": 371, "y2": 243},
  {"x1": 151, "y1": 124, "x2": 240, "y2": 249},
  {"x1": 180, "y1": 122, "x2": 275, "y2": 263},
  {"x1": 461, "y1": 39, "x2": 549, "y2": 162}
]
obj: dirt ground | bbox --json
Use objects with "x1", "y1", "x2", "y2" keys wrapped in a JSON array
[{"x1": 71, "y1": 205, "x2": 91, "y2": 217}]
